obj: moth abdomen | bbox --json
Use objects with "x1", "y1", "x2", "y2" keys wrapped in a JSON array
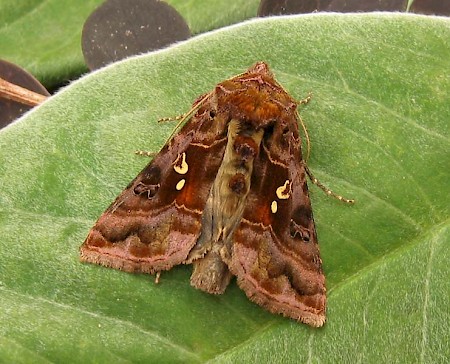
[{"x1": 190, "y1": 250, "x2": 232, "y2": 294}]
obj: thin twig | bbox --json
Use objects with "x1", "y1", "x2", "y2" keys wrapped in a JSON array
[{"x1": 0, "y1": 77, "x2": 48, "y2": 106}]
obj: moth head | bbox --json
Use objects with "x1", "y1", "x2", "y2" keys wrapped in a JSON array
[{"x1": 246, "y1": 61, "x2": 273, "y2": 78}]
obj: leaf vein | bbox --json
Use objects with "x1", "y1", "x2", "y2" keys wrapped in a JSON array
[{"x1": 0, "y1": 286, "x2": 201, "y2": 361}]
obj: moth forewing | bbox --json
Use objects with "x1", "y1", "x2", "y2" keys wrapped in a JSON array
[{"x1": 80, "y1": 85, "x2": 227, "y2": 274}]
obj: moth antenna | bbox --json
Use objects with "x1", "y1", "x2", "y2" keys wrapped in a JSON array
[
  {"x1": 163, "y1": 92, "x2": 211, "y2": 144},
  {"x1": 305, "y1": 165, "x2": 355, "y2": 204},
  {"x1": 298, "y1": 92, "x2": 312, "y2": 106},
  {"x1": 297, "y1": 92, "x2": 312, "y2": 161},
  {"x1": 158, "y1": 115, "x2": 185, "y2": 123},
  {"x1": 298, "y1": 113, "x2": 311, "y2": 162}
]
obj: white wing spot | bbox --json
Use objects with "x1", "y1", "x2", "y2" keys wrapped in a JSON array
[
  {"x1": 276, "y1": 180, "x2": 291, "y2": 200},
  {"x1": 176, "y1": 179, "x2": 186, "y2": 191},
  {"x1": 173, "y1": 152, "x2": 188, "y2": 174},
  {"x1": 271, "y1": 200, "x2": 278, "y2": 214}
]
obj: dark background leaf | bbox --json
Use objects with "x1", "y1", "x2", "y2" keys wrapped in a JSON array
[{"x1": 0, "y1": 0, "x2": 260, "y2": 89}]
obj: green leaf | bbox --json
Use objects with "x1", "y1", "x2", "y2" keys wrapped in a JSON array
[
  {"x1": 0, "y1": 0, "x2": 259, "y2": 88},
  {"x1": 0, "y1": 13, "x2": 449, "y2": 363}
]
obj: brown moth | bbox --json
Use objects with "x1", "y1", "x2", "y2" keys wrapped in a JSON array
[{"x1": 80, "y1": 62, "x2": 329, "y2": 327}]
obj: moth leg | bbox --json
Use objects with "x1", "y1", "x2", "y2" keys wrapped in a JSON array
[
  {"x1": 134, "y1": 150, "x2": 156, "y2": 158},
  {"x1": 298, "y1": 91, "x2": 312, "y2": 105},
  {"x1": 158, "y1": 115, "x2": 185, "y2": 123},
  {"x1": 155, "y1": 271, "x2": 161, "y2": 284},
  {"x1": 160, "y1": 92, "x2": 212, "y2": 145},
  {"x1": 305, "y1": 164, "x2": 355, "y2": 204},
  {"x1": 159, "y1": 91, "x2": 213, "y2": 123}
]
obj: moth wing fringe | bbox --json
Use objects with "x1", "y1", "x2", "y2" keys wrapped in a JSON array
[
  {"x1": 233, "y1": 273, "x2": 326, "y2": 327},
  {"x1": 79, "y1": 247, "x2": 183, "y2": 275}
]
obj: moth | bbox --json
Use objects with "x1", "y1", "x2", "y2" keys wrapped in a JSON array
[{"x1": 80, "y1": 62, "x2": 349, "y2": 327}]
